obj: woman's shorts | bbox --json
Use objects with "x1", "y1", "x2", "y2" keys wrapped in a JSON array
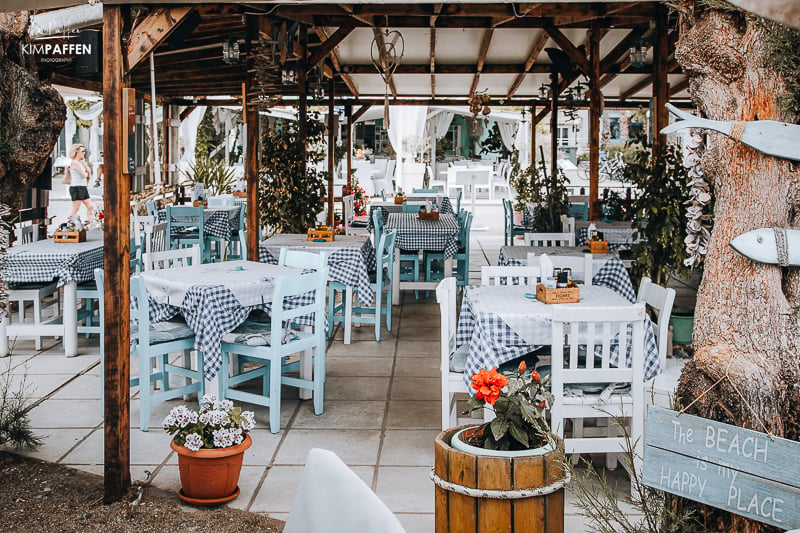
[{"x1": 69, "y1": 186, "x2": 90, "y2": 201}]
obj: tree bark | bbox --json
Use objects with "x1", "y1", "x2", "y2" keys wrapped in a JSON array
[
  {"x1": 675, "y1": 7, "x2": 800, "y2": 532},
  {"x1": 0, "y1": 12, "x2": 65, "y2": 211}
]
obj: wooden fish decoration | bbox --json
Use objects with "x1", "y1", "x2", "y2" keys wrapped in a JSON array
[
  {"x1": 661, "y1": 104, "x2": 800, "y2": 162},
  {"x1": 729, "y1": 228, "x2": 800, "y2": 266}
]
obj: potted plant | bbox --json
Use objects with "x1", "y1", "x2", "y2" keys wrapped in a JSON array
[
  {"x1": 180, "y1": 156, "x2": 236, "y2": 197},
  {"x1": 163, "y1": 394, "x2": 256, "y2": 506},
  {"x1": 433, "y1": 363, "x2": 567, "y2": 532}
]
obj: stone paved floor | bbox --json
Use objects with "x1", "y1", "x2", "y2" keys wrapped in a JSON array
[{"x1": 5, "y1": 199, "x2": 693, "y2": 531}]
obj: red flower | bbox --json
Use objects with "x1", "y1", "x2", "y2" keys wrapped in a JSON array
[
  {"x1": 530, "y1": 370, "x2": 540, "y2": 383},
  {"x1": 518, "y1": 361, "x2": 526, "y2": 374},
  {"x1": 470, "y1": 367, "x2": 508, "y2": 405}
]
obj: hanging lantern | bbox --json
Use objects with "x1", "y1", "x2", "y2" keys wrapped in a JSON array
[
  {"x1": 370, "y1": 26, "x2": 404, "y2": 128},
  {"x1": 629, "y1": 39, "x2": 647, "y2": 68}
]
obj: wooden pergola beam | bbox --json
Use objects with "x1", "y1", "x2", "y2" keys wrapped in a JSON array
[
  {"x1": 620, "y1": 75, "x2": 652, "y2": 100},
  {"x1": 306, "y1": 25, "x2": 355, "y2": 72},
  {"x1": 430, "y1": 28, "x2": 436, "y2": 98},
  {"x1": 670, "y1": 76, "x2": 689, "y2": 96},
  {"x1": 588, "y1": 22, "x2": 601, "y2": 220},
  {"x1": 652, "y1": 2, "x2": 669, "y2": 150},
  {"x1": 545, "y1": 27, "x2": 590, "y2": 77},
  {"x1": 506, "y1": 31, "x2": 549, "y2": 99},
  {"x1": 126, "y1": 6, "x2": 194, "y2": 74},
  {"x1": 469, "y1": 28, "x2": 494, "y2": 96},
  {"x1": 314, "y1": 26, "x2": 359, "y2": 97},
  {"x1": 351, "y1": 104, "x2": 373, "y2": 123}
]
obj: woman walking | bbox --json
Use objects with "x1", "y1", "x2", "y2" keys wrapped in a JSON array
[{"x1": 66, "y1": 143, "x2": 95, "y2": 225}]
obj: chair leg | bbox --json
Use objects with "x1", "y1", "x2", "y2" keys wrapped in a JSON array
[
  {"x1": 32, "y1": 298, "x2": 42, "y2": 350},
  {"x1": 312, "y1": 342, "x2": 324, "y2": 416},
  {"x1": 343, "y1": 286, "x2": 353, "y2": 345},
  {"x1": 299, "y1": 325, "x2": 313, "y2": 401},
  {"x1": 218, "y1": 350, "x2": 230, "y2": 400},
  {"x1": 268, "y1": 356, "x2": 282, "y2": 433},
  {"x1": 327, "y1": 286, "x2": 336, "y2": 339},
  {"x1": 373, "y1": 287, "x2": 382, "y2": 342}
]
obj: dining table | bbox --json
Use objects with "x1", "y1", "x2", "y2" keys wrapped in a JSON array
[
  {"x1": 158, "y1": 205, "x2": 242, "y2": 241},
  {"x1": 455, "y1": 283, "x2": 661, "y2": 385},
  {"x1": 1, "y1": 230, "x2": 104, "y2": 357},
  {"x1": 140, "y1": 260, "x2": 315, "y2": 391},
  {"x1": 575, "y1": 220, "x2": 644, "y2": 251},
  {"x1": 498, "y1": 245, "x2": 632, "y2": 271},
  {"x1": 366, "y1": 196, "x2": 454, "y2": 231},
  {"x1": 385, "y1": 212, "x2": 461, "y2": 304}
]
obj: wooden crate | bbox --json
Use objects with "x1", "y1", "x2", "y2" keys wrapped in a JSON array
[
  {"x1": 418, "y1": 211, "x2": 440, "y2": 221},
  {"x1": 588, "y1": 239, "x2": 609, "y2": 253},
  {"x1": 394, "y1": 195, "x2": 406, "y2": 204},
  {"x1": 192, "y1": 200, "x2": 207, "y2": 207},
  {"x1": 536, "y1": 283, "x2": 580, "y2": 304},
  {"x1": 307, "y1": 227, "x2": 334, "y2": 242},
  {"x1": 54, "y1": 229, "x2": 86, "y2": 243},
  {"x1": 232, "y1": 191, "x2": 247, "y2": 198}
]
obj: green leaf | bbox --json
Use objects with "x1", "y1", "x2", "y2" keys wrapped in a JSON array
[
  {"x1": 508, "y1": 423, "x2": 530, "y2": 448},
  {"x1": 490, "y1": 416, "x2": 509, "y2": 441}
]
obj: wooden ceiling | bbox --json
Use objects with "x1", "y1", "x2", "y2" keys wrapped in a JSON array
[{"x1": 36, "y1": 2, "x2": 686, "y2": 106}]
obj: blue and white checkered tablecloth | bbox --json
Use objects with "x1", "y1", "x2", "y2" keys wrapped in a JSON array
[
  {"x1": 367, "y1": 197, "x2": 453, "y2": 231},
  {"x1": 385, "y1": 212, "x2": 461, "y2": 258},
  {"x1": 456, "y1": 262, "x2": 659, "y2": 385},
  {"x1": 258, "y1": 235, "x2": 377, "y2": 306},
  {"x1": 3, "y1": 231, "x2": 104, "y2": 287},
  {"x1": 575, "y1": 224, "x2": 643, "y2": 252},
  {"x1": 158, "y1": 206, "x2": 241, "y2": 240},
  {"x1": 141, "y1": 262, "x2": 321, "y2": 380},
  {"x1": 499, "y1": 246, "x2": 618, "y2": 272},
  {"x1": 234, "y1": 198, "x2": 247, "y2": 207}
]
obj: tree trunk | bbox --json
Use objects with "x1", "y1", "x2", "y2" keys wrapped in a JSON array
[
  {"x1": 0, "y1": 12, "x2": 66, "y2": 211},
  {"x1": 675, "y1": 7, "x2": 800, "y2": 533}
]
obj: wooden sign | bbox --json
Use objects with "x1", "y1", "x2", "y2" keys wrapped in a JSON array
[{"x1": 643, "y1": 406, "x2": 800, "y2": 529}]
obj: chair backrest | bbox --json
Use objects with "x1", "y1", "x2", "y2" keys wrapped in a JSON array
[
  {"x1": 208, "y1": 195, "x2": 235, "y2": 206},
  {"x1": 270, "y1": 265, "x2": 329, "y2": 339},
  {"x1": 375, "y1": 229, "x2": 397, "y2": 284},
  {"x1": 381, "y1": 190, "x2": 387, "y2": 201},
  {"x1": 278, "y1": 248, "x2": 329, "y2": 271},
  {"x1": 533, "y1": 252, "x2": 593, "y2": 284},
  {"x1": 131, "y1": 214, "x2": 155, "y2": 250},
  {"x1": 456, "y1": 189, "x2": 462, "y2": 212},
  {"x1": 144, "y1": 221, "x2": 168, "y2": 255},
  {"x1": 14, "y1": 222, "x2": 38, "y2": 244},
  {"x1": 413, "y1": 187, "x2": 437, "y2": 194},
  {"x1": 166, "y1": 205, "x2": 204, "y2": 248},
  {"x1": 549, "y1": 304, "x2": 646, "y2": 436},
  {"x1": 436, "y1": 277, "x2": 458, "y2": 376},
  {"x1": 524, "y1": 232, "x2": 575, "y2": 247},
  {"x1": 145, "y1": 199, "x2": 157, "y2": 217},
  {"x1": 143, "y1": 244, "x2": 201, "y2": 270},
  {"x1": 401, "y1": 203, "x2": 421, "y2": 213},
  {"x1": 342, "y1": 194, "x2": 354, "y2": 229},
  {"x1": 372, "y1": 207, "x2": 385, "y2": 238},
  {"x1": 636, "y1": 276, "x2": 676, "y2": 370},
  {"x1": 569, "y1": 202, "x2": 588, "y2": 221},
  {"x1": 459, "y1": 211, "x2": 473, "y2": 250},
  {"x1": 480, "y1": 265, "x2": 541, "y2": 286},
  {"x1": 560, "y1": 215, "x2": 576, "y2": 234}
]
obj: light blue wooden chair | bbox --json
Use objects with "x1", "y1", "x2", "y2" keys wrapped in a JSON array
[
  {"x1": 145, "y1": 199, "x2": 157, "y2": 217},
  {"x1": 226, "y1": 204, "x2": 247, "y2": 260},
  {"x1": 328, "y1": 229, "x2": 396, "y2": 342},
  {"x1": 425, "y1": 211, "x2": 473, "y2": 286},
  {"x1": 372, "y1": 207, "x2": 385, "y2": 243},
  {"x1": 218, "y1": 265, "x2": 329, "y2": 433},
  {"x1": 412, "y1": 188, "x2": 438, "y2": 194},
  {"x1": 129, "y1": 274, "x2": 204, "y2": 431},
  {"x1": 503, "y1": 199, "x2": 527, "y2": 246},
  {"x1": 401, "y1": 203, "x2": 421, "y2": 213},
  {"x1": 166, "y1": 204, "x2": 207, "y2": 262}
]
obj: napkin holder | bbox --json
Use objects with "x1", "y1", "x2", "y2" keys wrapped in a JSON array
[
  {"x1": 307, "y1": 226, "x2": 334, "y2": 242},
  {"x1": 54, "y1": 229, "x2": 87, "y2": 243},
  {"x1": 536, "y1": 282, "x2": 580, "y2": 304},
  {"x1": 418, "y1": 211, "x2": 439, "y2": 221},
  {"x1": 588, "y1": 239, "x2": 608, "y2": 253}
]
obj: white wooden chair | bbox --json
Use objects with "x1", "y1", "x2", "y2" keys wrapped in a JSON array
[
  {"x1": 436, "y1": 277, "x2": 495, "y2": 429},
  {"x1": 637, "y1": 276, "x2": 676, "y2": 375},
  {"x1": 532, "y1": 252, "x2": 593, "y2": 285},
  {"x1": 490, "y1": 160, "x2": 511, "y2": 199},
  {"x1": 14, "y1": 221, "x2": 39, "y2": 244},
  {"x1": 428, "y1": 164, "x2": 447, "y2": 193},
  {"x1": 7, "y1": 282, "x2": 60, "y2": 350},
  {"x1": 342, "y1": 194, "x2": 369, "y2": 236},
  {"x1": 142, "y1": 245, "x2": 201, "y2": 271},
  {"x1": 549, "y1": 304, "x2": 647, "y2": 497},
  {"x1": 560, "y1": 215, "x2": 576, "y2": 235},
  {"x1": 480, "y1": 265, "x2": 541, "y2": 286},
  {"x1": 523, "y1": 231, "x2": 575, "y2": 247}
]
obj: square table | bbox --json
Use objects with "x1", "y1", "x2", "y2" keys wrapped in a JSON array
[
  {"x1": 140, "y1": 260, "x2": 307, "y2": 381},
  {"x1": 385, "y1": 212, "x2": 461, "y2": 305},
  {"x1": 575, "y1": 220, "x2": 643, "y2": 251},
  {"x1": 455, "y1": 284, "x2": 660, "y2": 384},
  {"x1": 367, "y1": 196, "x2": 453, "y2": 231},
  {"x1": 1, "y1": 230, "x2": 104, "y2": 357},
  {"x1": 498, "y1": 245, "x2": 631, "y2": 272}
]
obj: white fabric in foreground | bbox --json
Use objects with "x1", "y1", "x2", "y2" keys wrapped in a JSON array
[{"x1": 284, "y1": 448, "x2": 406, "y2": 533}]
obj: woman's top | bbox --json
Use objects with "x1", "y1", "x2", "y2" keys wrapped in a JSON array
[{"x1": 69, "y1": 159, "x2": 90, "y2": 187}]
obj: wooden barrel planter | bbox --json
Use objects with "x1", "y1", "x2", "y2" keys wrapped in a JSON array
[{"x1": 432, "y1": 425, "x2": 568, "y2": 533}]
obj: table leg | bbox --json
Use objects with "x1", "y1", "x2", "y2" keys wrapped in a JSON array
[
  {"x1": 392, "y1": 251, "x2": 401, "y2": 306},
  {"x1": 0, "y1": 314, "x2": 8, "y2": 357},
  {"x1": 63, "y1": 281, "x2": 78, "y2": 357}
]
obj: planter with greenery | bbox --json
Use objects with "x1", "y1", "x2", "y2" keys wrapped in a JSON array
[
  {"x1": 259, "y1": 112, "x2": 327, "y2": 235},
  {"x1": 509, "y1": 151, "x2": 571, "y2": 232},
  {"x1": 180, "y1": 156, "x2": 236, "y2": 196},
  {"x1": 624, "y1": 144, "x2": 690, "y2": 287}
]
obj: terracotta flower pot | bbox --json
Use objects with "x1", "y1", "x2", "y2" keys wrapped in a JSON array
[{"x1": 171, "y1": 434, "x2": 252, "y2": 506}]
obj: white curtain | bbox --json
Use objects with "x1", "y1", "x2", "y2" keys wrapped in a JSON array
[
  {"x1": 388, "y1": 106, "x2": 427, "y2": 191},
  {"x1": 178, "y1": 106, "x2": 207, "y2": 176},
  {"x1": 432, "y1": 111, "x2": 454, "y2": 139},
  {"x1": 514, "y1": 121, "x2": 531, "y2": 168},
  {"x1": 66, "y1": 100, "x2": 104, "y2": 166},
  {"x1": 497, "y1": 120, "x2": 517, "y2": 153}
]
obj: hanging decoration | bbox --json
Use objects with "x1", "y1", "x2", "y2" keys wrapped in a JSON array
[
  {"x1": 729, "y1": 228, "x2": 800, "y2": 266},
  {"x1": 683, "y1": 129, "x2": 713, "y2": 269},
  {"x1": 370, "y1": 25, "x2": 404, "y2": 127},
  {"x1": 468, "y1": 90, "x2": 491, "y2": 132}
]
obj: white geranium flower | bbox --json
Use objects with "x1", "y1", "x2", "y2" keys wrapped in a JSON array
[{"x1": 184, "y1": 433, "x2": 204, "y2": 452}]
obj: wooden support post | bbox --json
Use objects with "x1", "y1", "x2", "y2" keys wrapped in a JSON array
[
  {"x1": 588, "y1": 23, "x2": 601, "y2": 221},
  {"x1": 246, "y1": 19, "x2": 260, "y2": 261},
  {"x1": 652, "y1": 3, "x2": 670, "y2": 152},
  {"x1": 102, "y1": 4, "x2": 131, "y2": 504},
  {"x1": 327, "y1": 76, "x2": 335, "y2": 227},
  {"x1": 161, "y1": 104, "x2": 171, "y2": 183},
  {"x1": 530, "y1": 104, "x2": 536, "y2": 167},
  {"x1": 345, "y1": 103, "x2": 353, "y2": 192},
  {"x1": 299, "y1": 27, "x2": 308, "y2": 181},
  {"x1": 550, "y1": 71, "x2": 559, "y2": 193}
]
